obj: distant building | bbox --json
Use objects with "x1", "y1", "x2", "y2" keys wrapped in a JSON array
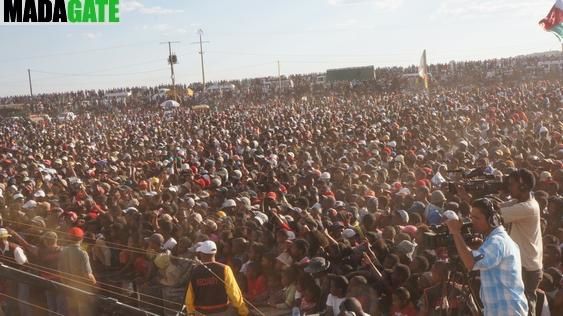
[{"x1": 326, "y1": 66, "x2": 376, "y2": 83}]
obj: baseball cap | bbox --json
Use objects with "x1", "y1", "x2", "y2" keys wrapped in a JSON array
[
  {"x1": 395, "y1": 209, "x2": 409, "y2": 224},
  {"x1": 196, "y1": 240, "x2": 217, "y2": 254},
  {"x1": 342, "y1": 228, "x2": 357, "y2": 239},
  {"x1": 443, "y1": 210, "x2": 459, "y2": 221},
  {"x1": 68, "y1": 227, "x2": 84, "y2": 239},
  {"x1": 34, "y1": 190, "x2": 46, "y2": 198},
  {"x1": 146, "y1": 233, "x2": 164, "y2": 245},
  {"x1": 221, "y1": 199, "x2": 236, "y2": 209}
]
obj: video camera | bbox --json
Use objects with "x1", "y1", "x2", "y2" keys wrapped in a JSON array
[
  {"x1": 443, "y1": 168, "x2": 507, "y2": 197},
  {"x1": 423, "y1": 219, "x2": 474, "y2": 249}
]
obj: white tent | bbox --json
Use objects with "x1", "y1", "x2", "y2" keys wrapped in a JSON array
[{"x1": 159, "y1": 100, "x2": 180, "y2": 109}]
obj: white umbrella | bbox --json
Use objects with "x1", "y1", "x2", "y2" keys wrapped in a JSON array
[{"x1": 159, "y1": 100, "x2": 180, "y2": 109}]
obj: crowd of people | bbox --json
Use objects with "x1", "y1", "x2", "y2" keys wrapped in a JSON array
[{"x1": 0, "y1": 65, "x2": 561, "y2": 316}]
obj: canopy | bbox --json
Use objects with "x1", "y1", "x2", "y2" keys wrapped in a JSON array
[{"x1": 159, "y1": 100, "x2": 180, "y2": 109}]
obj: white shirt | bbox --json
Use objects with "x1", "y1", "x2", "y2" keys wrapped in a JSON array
[
  {"x1": 1, "y1": 241, "x2": 28, "y2": 265},
  {"x1": 501, "y1": 197, "x2": 543, "y2": 270},
  {"x1": 163, "y1": 237, "x2": 177, "y2": 251},
  {"x1": 326, "y1": 294, "x2": 346, "y2": 316}
]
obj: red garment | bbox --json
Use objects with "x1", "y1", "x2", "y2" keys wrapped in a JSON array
[
  {"x1": 246, "y1": 275, "x2": 267, "y2": 300},
  {"x1": 390, "y1": 303, "x2": 417, "y2": 316}
]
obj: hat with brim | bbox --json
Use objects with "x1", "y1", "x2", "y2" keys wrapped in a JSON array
[
  {"x1": 0, "y1": 228, "x2": 12, "y2": 239},
  {"x1": 197, "y1": 191, "x2": 210, "y2": 200},
  {"x1": 304, "y1": 257, "x2": 331, "y2": 274}
]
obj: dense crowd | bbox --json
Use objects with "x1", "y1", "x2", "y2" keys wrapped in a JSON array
[
  {"x1": 0, "y1": 73, "x2": 561, "y2": 316},
  {"x1": 1, "y1": 51, "x2": 561, "y2": 110}
]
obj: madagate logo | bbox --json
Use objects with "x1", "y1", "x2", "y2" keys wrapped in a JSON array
[{"x1": 3, "y1": 0, "x2": 120, "y2": 23}]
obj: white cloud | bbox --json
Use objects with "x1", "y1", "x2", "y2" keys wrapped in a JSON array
[
  {"x1": 122, "y1": 0, "x2": 184, "y2": 15},
  {"x1": 335, "y1": 18, "x2": 358, "y2": 28},
  {"x1": 435, "y1": 0, "x2": 544, "y2": 18},
  {"x1": 141, "y1": 24, "x2": 189, "y2": 35},
  {"x1": 328, "y1": 0, "x2": 404, "y2": 9},
  {"x1": 85, "y1": 32, "x2": 102, "y2": 40}
]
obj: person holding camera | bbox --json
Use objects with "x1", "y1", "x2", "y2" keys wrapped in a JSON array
[
  {"x1": 445, "y1": 198, "x2": 528, "y2": 316},
  {"x1": 500, "y1": 169, "x2": 543, "y2": 316}
]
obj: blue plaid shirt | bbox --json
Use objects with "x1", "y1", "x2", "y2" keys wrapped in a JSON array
[{"x1": 472, "y1": 226, "x2": 528, "y2": 316}]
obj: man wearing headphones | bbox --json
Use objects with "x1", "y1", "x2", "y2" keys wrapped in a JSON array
[
  {"x1": 446, "y1": 198, "x2": 528, "y2": 316},
  {"x1": 500, "y1": 169, "x2": 542, "y2": 316}
]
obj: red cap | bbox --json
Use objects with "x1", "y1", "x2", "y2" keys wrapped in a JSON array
[
  {"x1": 193, "y1": 178, "x2": 206, "y2": 188},
  {"x1": 415, "y1": 179, "x2": 427, "y2": 188},
  {"x1": 68, "y1": 227, "x2": 84, "y2": 239},
  {"x1": 266, "y1": 192, "x2": 277, "y2": 200},
  {"x1": 322, "y1": 190, "x2": 335, "y2": 197}
]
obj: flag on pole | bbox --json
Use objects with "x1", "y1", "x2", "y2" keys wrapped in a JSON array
[
  {"x1": 418, "y1": 49, "x2": 429, "y2": 90},
  {"x1": 539, "y1": 0, "x2": 563, "y2": 42}
]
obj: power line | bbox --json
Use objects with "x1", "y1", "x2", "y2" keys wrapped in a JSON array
[
  {"x1": 30, "y1": 68, "x2": 169, "y2": 77},
  {"x1": 0, "y1": 40, "x2": 159, "y2": 64}
]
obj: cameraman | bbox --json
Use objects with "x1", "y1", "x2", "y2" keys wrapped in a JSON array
[
  {"x1": 500, "y1": 169, "x2": 543, "y2": 316},
  {"x1": 445, "y1": 198, "x2": 528, "y2": 316}
]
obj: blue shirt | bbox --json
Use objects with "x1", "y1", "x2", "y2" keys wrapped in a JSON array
[{"x1": 472, "y1": 226, "x2": 528, "y2": 316}]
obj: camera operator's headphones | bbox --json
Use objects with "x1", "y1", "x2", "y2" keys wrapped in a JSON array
[{"x1": 478, "y1": 197, "x2": 502, "y2": 228}]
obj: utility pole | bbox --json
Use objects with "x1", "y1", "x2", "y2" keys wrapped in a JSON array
[
  {"x1": 27, "y1": 69, "x2": 33, "y2": 98},
  {"x1": 160, "y1": 41, "x2": 180, "y2": 101},
  {"x1": 277, "y1": 60, "x2": 282, "y2": 93},
  {"x1": 191, "y1": 29, "x2": 209, "y2": 91},
  {"x1": 27, "y1": 69, "x2": 34, "y2": 112}
]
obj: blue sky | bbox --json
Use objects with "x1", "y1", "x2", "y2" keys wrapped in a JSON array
[{"x1": 0, "y1": 0, "x2": 559, "y2": 96}]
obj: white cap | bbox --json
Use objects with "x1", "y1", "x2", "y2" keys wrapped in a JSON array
[
  {"x1": 320, "y1": 172, "x2": 331, "y2": 181},
  {"x1": 253, "y1": 211, "x2": 269, "y2": 226},
  {"x1": 443, "y1": 210, "x2": 459, "y2": 221},
  {"x1": 342, "y1": 228, "x2": 357, "y2": 239},
  {"x1": 540, "y1": 171, "x2": 552, "y2": 182},
  {"x1": 231, "y1": 170, "x2": 242, "y2": 179},
  {"x1": 34, "y1": 190, "x2": 46, "y2": 198},
  {"x1": 23, "y1": 200, "x2": 38, "y2": 209},
  {"x1": 196, "y1": 240, "x2": 217, "y2": 254},
  {"x1": 396, "y1": 187, "x2": 411, "y2": 196},
  {"x1": 185, "y1": 197, "x2": 195, "y2": 208},
  {"x1": 286, "y1": 230, "x2": 296, "y2": 240},
  {"x1": 192, "y1": 213, "x2": 203, "y2": 223},
  {"x1": 221, "y1": 199, "x2": 236, "y2": 208}
]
